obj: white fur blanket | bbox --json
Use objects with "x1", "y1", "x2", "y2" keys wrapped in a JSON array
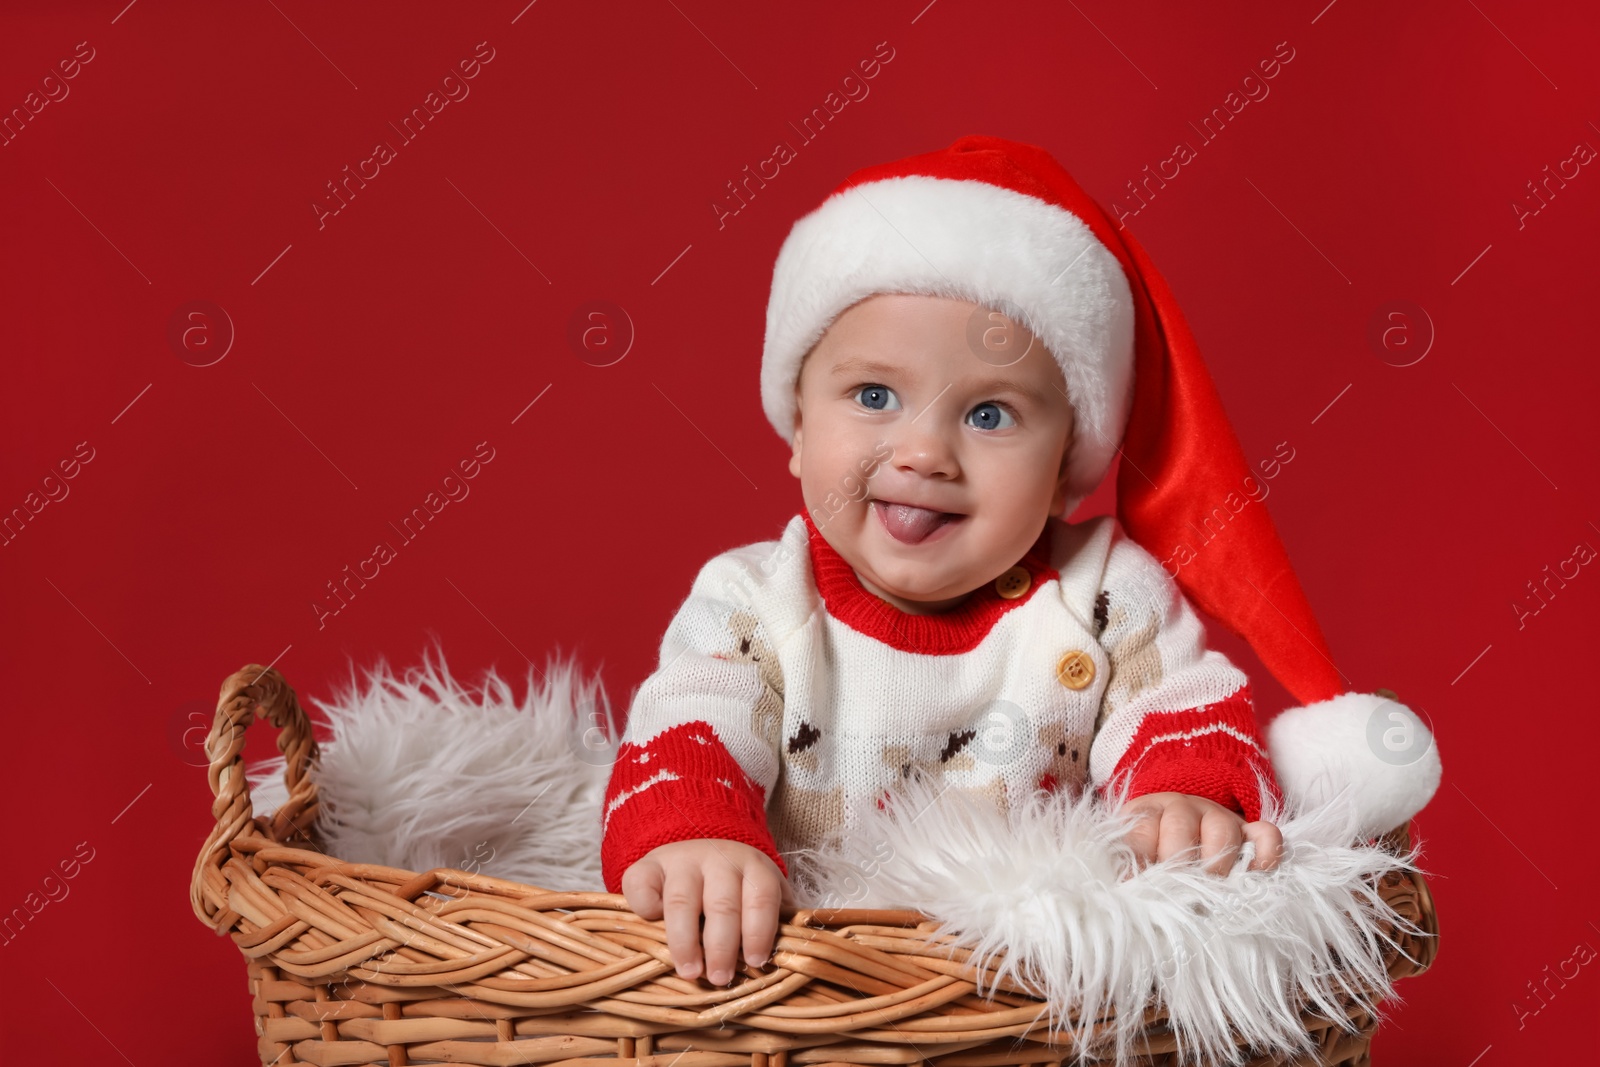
[{"x1": 247, "y1": 649, "x2": 1434, "y2": 1067}]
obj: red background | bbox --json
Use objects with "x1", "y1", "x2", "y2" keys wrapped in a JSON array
[{"x1": 3, "y1": 0, "x2": 1597, "y2": 1061}]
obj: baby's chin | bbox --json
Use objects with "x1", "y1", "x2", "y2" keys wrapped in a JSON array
[
  {"x1": 894, "y1": 588, "x2": 979, "y2": 613},
  {"x1": 852, "y1": 558, "x2": 985, "y2": 611}
]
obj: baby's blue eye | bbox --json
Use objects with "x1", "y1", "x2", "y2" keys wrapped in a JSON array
[
  {"x1": 855, "y1": 384, "x2": 901, "y2": 411},
  {"x1": 967, "y1": 401, "x2": 1016, "y2": 431}
]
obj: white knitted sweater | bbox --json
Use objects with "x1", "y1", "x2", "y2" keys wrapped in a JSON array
[{"x1": 600, "y1": 509, "x2": 1279, "y2": 892}]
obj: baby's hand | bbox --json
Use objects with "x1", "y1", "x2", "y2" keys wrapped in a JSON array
[
  {"x1": 1120, "y1": 791, "x2": 1283, "y2": 875},
  {"x1": 620, "y1": 838, "x2": 792, "y2": 985}
]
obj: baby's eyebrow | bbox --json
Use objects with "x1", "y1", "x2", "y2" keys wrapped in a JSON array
[
  {"x1": 975, "y1": 377, "x2": 1056, "y2": 409},
  {"x1": 829, "y1": 356, "x2": 905, "y2": 379}
]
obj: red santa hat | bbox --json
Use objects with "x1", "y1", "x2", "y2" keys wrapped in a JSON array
[{"x1": 761, "y1": 134, "x2": 1440, "y2": 834}]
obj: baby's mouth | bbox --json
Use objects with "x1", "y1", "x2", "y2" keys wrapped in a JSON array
[{"x1": 871, "y1": 499, "x2": 965, "y2": 545}]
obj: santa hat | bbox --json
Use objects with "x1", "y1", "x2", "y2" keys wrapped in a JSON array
[{"x1": 760, "y1": 134, "x2": 1440, "y2": 835}]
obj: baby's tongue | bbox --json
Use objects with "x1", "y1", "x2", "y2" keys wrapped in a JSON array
[{"x1": 876, "y1": 501, "x2": 950, "y2": 544}]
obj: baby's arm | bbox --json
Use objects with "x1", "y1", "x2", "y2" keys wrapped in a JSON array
[
  {"x1": 1087, "y1": 521, "x2": 1285, "y2": 873},
  {"x1": 600, "y1": 548, "x2": 789, "y2": 981}
]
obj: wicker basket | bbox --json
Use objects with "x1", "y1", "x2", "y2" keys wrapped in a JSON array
[{"x1": 191, "y1": 664, "x2": 1439, "y2": 1067}]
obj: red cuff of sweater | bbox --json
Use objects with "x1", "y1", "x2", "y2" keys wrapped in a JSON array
[
  {"x1": 600, "y1": 720, "x2": 787, "y2": 894},
  {"x1": 1099, "y1": 685, "x2": 1283, "y2": 823},
  {"x1": 1113, "y1": 750, "x2": 1279, "y2": 822}
]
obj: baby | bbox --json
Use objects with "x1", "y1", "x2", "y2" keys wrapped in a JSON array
[{"x1": 601, "y1": 136, "x2": 1297, "y2": 988}]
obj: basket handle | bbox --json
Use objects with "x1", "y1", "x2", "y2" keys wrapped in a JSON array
[{"x1": 189, "y1": 664, "x2": 321, "y2": 931}]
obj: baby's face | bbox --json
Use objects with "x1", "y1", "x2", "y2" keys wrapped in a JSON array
[{"x1": 789, "y1": 293, "x2": 1075, "y2": 614}]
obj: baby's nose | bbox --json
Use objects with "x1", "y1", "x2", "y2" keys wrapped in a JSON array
[{"x1": 887, "y1": 417, "x2": 959, "y2": 477}]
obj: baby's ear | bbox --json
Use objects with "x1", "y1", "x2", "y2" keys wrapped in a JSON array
[
  {"x1": 1050, "y1": 438, "x2": 1073, "y2": 513},
  {"x1": 788, "y1": 416, "x2": 804, "y2": 479}
]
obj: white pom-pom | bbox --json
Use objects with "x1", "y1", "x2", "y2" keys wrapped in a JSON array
[{"x1": 1267, "y1": 691, "x2": 1442, "y2": 838}]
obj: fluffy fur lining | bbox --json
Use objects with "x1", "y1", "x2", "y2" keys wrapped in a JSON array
[
  {"x1": 761, "y1": 175, "x2": 1137, "y2": 518},
  {"x1": 246, "y1": 654, "x2": 1435, "y2": 1066},
  {"x1": 787, "y1": 771, "x2": 1432, "y2": 1067},
  {"x1": 249, "y1": 646, "x2": 618, "y2": 892}
]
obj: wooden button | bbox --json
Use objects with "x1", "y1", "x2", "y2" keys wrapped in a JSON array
[
  {"x1": 1056, "y1": 650, "x2": 1096, "y2": 690},
  {"x1": 994, "y1": 565, "x2": 1031, "y2": 599}
]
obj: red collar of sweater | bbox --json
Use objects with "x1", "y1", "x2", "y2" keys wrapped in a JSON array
[{"x1": 800, "y1": 509, "x2": 1059, "y2": 655}]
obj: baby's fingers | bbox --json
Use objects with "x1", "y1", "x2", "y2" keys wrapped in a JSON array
[
  {"x1": 1242, "y1": 821, "x2": 1284, "y2": 872},
  {"x1": 1198, "y1": 811, "x2": 1244, "y2": 876},
  {"x1": 699, "y1": 861, "x2": 745, "y2": 986},
  {"x1": 1156, "y1": 803, "x2": 1202, "y2": 865},
  {"x1": 661, "y1": 867, "x2": 706, "y2": 980},
  {"x1": 742, "y1": 868, "x2": 783, "y2": 969},
  {"x1": 1123, "y1": 805, "x2": 1162, "y2": 866},
  {"x1": 620, "y1": 858, "x2": 665, "y2": 920}
]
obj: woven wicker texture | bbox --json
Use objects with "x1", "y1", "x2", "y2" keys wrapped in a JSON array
[{"x1": 192, "y1": 664, "x2": 1439, "y2": 1067}]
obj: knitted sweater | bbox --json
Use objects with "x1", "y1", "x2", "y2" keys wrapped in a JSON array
[{"x1": 600, "y1": 509, "x2": 1283, "y2": 894}]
